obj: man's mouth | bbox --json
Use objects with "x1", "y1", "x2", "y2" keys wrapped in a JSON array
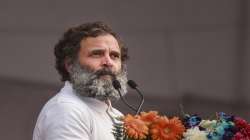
[
  {"x1": 99, "y1": 75, "x2": 113, "y2": 80},
  {"x1": 95, "y1": 69, "x2": 115, "y2": 79}
]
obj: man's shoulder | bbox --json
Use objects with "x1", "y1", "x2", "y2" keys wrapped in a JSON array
[
  {"x1": 42, "y1": 81, "x2": 89, "y2": 111},
  {"x1": 33, "y1": 91, "x2": 94, "y2": 140},
  {"x1": 35, "y1": 91, "x2": 94, "y2": 130},
  {"x1": 41, "y1": 90, "x2": 91, "y2": 116}
]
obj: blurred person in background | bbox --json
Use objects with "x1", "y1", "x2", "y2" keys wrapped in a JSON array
[{"x1": 33, "y1": 21, "x2": 129, "y2": 140}]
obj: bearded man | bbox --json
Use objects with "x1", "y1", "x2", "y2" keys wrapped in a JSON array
[{"x1": 33, "y1": 21, "x2": 129, "y2": 140}]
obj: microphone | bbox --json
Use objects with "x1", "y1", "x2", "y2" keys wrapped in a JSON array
[
  {"x1": 112, "y1": 79, "x2": 137, "y2": 112},
  {"x1": 127, "y1": 80, "x2": 144, "y2": 114}
]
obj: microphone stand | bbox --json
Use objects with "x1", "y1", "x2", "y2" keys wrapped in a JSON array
[
  {"x1": 112, "y1": 80, "x2": 138, "y2": 113},
  {"x1": 134, "y1": 87, "x2": 144, "y2": 114},
  {"x1": 113, "y1": 79, "x2": 144, "y2": 115}
]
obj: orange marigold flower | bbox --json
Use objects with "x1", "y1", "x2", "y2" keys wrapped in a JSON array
[
  {"x1": 123, "y1": 114, "x2": 149, "y2": 139},
  {"x1": 140, "y1": 111, "x2": 159, "y2": 125},
  {"x1": 150, "y1": 116, "x2": 185, "y2": 140}
]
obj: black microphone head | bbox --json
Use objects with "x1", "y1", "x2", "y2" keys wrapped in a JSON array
[
  {"x1": 127, "y1": 80, "x2": 138, "y2": 89},
  {"x1": 112, "y1": 79, "x2": 121, "y2": 90}
]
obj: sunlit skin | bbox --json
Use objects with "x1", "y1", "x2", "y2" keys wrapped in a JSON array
[{"x1": 77, "y1": 34, "x2": 122, "y2": 79}]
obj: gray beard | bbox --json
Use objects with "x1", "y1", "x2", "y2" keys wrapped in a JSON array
[{"x1": 68, "y1": 62, "x2": 127, "y2": 102}]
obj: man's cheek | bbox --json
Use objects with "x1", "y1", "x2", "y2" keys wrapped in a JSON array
[{"x1": 80, "y1": 63, "x2": 96, "y2": 73}]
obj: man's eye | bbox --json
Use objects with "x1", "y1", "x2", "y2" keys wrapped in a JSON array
[
  {"x1": 90, "y1": 51, "x2": 103, "y2": 57},
  {"x1": 111, "y1": 54, "x2": 120, "y2": 59}
]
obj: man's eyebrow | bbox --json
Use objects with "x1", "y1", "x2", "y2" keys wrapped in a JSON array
[
  {"x1": 89, "y1": 48, "x2": 105, "y2": 51},
  {"x1": 87, "y1": 48, "x2": 121, "y2": 56},
  {"x1": 110, "y1": 50, "x2": 121, "y2": 55}
]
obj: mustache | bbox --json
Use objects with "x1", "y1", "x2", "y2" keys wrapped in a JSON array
[{"x1": 93, "y1": 68, "x2": 116, "y2": 79}]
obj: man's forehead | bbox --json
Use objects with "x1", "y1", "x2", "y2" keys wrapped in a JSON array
[{"x1": 80, "y1": 35, "x2": 121, "y2": 52}]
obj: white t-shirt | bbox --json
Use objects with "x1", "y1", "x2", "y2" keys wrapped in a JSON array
[{"x1": 33, "y1": 81, "x2": 123, "y2": 140}]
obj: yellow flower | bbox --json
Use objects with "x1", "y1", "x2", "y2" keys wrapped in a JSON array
[
  {"x1": 150, "y1": 116, "x2": 185, "y2": 140},
  {"x1": 123, "y1": 114, "x2": 149, "y2": 139},
  {"x1": 183, "y1": 127, "x2": 208, "y2": 140},
  {"x1": 200, "y1": 120, "x2": 217, "y2": 130}
]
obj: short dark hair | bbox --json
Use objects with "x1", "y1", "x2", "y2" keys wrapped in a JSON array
[{"x1": 54, "y1": 21, "x2": 129, "y2": 81}]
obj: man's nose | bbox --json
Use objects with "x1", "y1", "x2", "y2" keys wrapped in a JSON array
[{"x1": 101, "y1": 55, "x2": 113, "y2": 68}]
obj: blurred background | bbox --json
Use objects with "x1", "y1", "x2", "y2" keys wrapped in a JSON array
[{"x1": 0, "y1": 0, "x2": 249, "y2": 139}]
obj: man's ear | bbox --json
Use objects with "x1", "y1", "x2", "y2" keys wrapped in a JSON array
[{"x1": 64, "y1": 57, "x2": 73, "y2": 73}]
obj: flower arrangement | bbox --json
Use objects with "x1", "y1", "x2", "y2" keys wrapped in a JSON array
[{"x1": 112, "y1": 112, "x2": 250, "y2": 140}]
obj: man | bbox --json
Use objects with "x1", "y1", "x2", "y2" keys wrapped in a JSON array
[{"x1": 33, "y1": 21, "x2": 129, "y2": 140}]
